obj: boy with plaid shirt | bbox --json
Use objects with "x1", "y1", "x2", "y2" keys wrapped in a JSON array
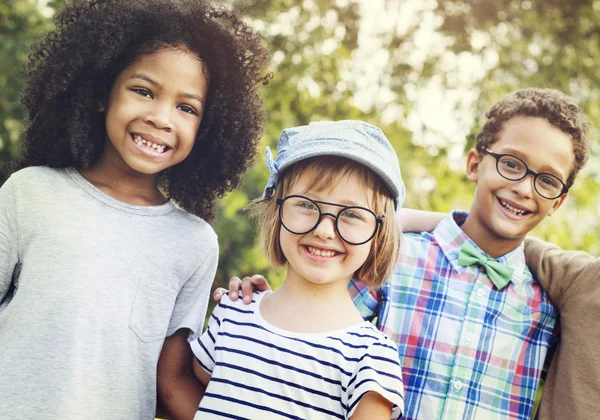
[{"x1": 349, "y1": 88, "x2": 590, "y2": 419}]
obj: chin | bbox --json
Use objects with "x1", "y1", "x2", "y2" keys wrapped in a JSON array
[{"x1": 488, "y1": 222, "x2": 529, "y2": 241}]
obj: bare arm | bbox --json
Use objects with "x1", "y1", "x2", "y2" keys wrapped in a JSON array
[
  {"x1": 350, "y1": 392, "x2": 394, "y2": 420},
  {"x1": 397, "y1": 208, "x2": 445, "y2": 233},
  {"x1": 156, "y1": 329, "x2": 205, "y2": 420},
  {"x1": 192, "y1": 358, "x2": 211, "y2": 387}
]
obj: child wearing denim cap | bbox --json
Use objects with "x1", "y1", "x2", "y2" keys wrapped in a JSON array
[
  {"x1": 190, "y1": 120, "x2": 405, "y2": 419},
  {"x1": 349, "y1": 88, "x2": 590, "y2": 420}
]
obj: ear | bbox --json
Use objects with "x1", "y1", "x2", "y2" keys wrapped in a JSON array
[
  {"x1": 466, "y1": 148, "x2": 482, "y2": 183},
  {"x1": 547, "y1": 192, "x2": 568, "y2": 216}
]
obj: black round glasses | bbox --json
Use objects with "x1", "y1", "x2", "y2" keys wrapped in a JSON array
[
  {"x1": 483, "y1": 147, "x2": 568, "y2": 200},
  {"x1": 276, "y1": 195, "x2": 384, "y2": 245}
]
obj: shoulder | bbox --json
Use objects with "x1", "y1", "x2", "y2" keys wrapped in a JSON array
[
  {"x1": 168, "y1": 206, "x2": 218, "y2": 247},
  {"x1": 360, "y1": 323, "x2": 398, "y2": 347},
  {"x1": 217, "y1": 291, "x2": 263, "y2": 312},
  {"x1": 402, "y1": 231, "x2": 437, "y2": 248},
  {"x1": 344, "y1": 323, "x2": 397, "y2": 350},
  {"x1": 5, "y1": 166, "x2": 66, "y2": 186},
  {"x1": 398, "y1": 231, "x2": 440, "y2": 263}
]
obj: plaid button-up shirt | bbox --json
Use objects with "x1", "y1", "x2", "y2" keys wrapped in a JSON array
[{"x1": 349, "y1": 211, "x2": 558, "y2": 420}]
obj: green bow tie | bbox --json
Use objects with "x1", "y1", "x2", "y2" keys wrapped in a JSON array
[{"x1": 457, "y1": 242, "x2": 514, "y2": 290}]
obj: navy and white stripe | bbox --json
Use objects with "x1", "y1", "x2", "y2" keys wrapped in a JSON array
[{"x1": 191, "y1": 291, "x2": 404, "y2": 419}]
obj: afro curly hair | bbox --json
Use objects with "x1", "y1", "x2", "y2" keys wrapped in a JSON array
[{"x1": 17, "y1": 0, "x2": 271, "y2": 221}]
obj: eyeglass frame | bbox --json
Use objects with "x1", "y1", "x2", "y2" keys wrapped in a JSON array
[
  {"x1": 482, "y1": 147, "x2": 568, "y2": 200},
  {"x1": 275, "y1": 195, "x2": 384, "y2": 245}
]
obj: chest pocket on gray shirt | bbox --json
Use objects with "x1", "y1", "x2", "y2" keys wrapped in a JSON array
[{"x1": 129, "y1": 280, "x2": 178, "y2": 342}]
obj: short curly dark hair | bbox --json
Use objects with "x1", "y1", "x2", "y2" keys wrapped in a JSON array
[
  {"x1": 475, "y1": 88, "x2": 590, "y2": 189},
  {"x1": 16, "y1": 0, "x2": 270, "y2": 220}
]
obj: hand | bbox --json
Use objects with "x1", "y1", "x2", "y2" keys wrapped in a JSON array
[{"x1": 212, "y1": 274, "x2": 271, "y2": 305}]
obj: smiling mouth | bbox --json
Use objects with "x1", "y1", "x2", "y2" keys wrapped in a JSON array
[
  {"x1": 132, "y1": 134, "x2": 169, "y2": 154},
  {"x1": 306, "y1": 245, "x2": 340, "y2": 258},
  {"x1": 498, "y1": 198, "x2": 531, "y2": 216}
]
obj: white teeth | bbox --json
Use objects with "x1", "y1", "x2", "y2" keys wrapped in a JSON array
[
  {"x1": 307, "y1": 246, "x2": 337, "y2": 257},
  {"x1": 500, "y1": 199, "x2": 527, "y2": 216},
  {"x1": 133, "y1": 134, "x2": 166, "y2": 154}
]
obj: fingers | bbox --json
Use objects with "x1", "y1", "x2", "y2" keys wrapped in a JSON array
[
  {"x1": 242, "y1": 274, "x2": 270, "y2": 303},
  {"x1": 241, "y1": 276, "x2": 255, "y2": 304},
  {"x1": 212, "y1": 287, "x2": 227, "y2": 302},
  {"x1": 250, "y1": 274, "x2": 268, "y2": 289},
  {"x1": 228, "y1": 276, "x2": 243, "y2": 300},
  {"x1": 221, "y1": 274, "x2": 271, "y2": 304}
]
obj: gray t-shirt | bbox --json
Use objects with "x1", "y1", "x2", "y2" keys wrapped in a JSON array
[{"x1": 0, "y1": 167, "x2": 218, "y2": 419}]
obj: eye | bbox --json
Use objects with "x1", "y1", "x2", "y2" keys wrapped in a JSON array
[
  {"x1": 341, "y1": 209, "x2": 363, "y2": 220},
  {"x1": 132, "y1": 87, "x2": 153, "y2": 98},
  {"x1": 296, "y1": 199, "x2": 318, "y2": 211},
  {"x1": 178, "y1": 104, "x2": 198, "y2": 115},
  {"x1": 538, "y1": 174, "x2": 560, "y2": 188},
  {"x1": 500, "y1": 156, "x2": 523, "y2": 171}
]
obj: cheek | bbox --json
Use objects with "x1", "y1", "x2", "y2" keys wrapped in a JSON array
[
  {"x1": 349, "y1": 243, "x2": 372, "y2": 266},
  {"x1": 179, "y1": 120, "x2": 201, "y2": 148},
  {"x1": 278, "y1": 229, "x2": 296, "y2": 254}
]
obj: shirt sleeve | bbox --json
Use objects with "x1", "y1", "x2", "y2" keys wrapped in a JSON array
[
  {"x1": 189, "y1": 294, "x2": 229, "y2": 374},
  {"x1": 524, "y1": 236, "x2": 598, "y2": 307},
  {"x1": 167, "y1": 228, "x2": 219, "y2": 339},
  {"x1": 0, "y1": 176, "x2": 19, "y2": 303},
  {"x1": 348, "y1": 280, "x2": 380, "y2": 322},
  {"x1": 346, "y1": 335, "x2": 405, "y2": 419}
]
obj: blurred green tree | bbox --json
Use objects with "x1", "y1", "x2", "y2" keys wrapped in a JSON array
[
  {"x1": 0, "y1": 0, "x2": 52, "y2": 182},
  {"x1": 1, "y1": 0, "x2": 598, "y2": 312}
]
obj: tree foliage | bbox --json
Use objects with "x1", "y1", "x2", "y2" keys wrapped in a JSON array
[{"x1": 1, "y1": 0, "x2": 598, "y2": 307}]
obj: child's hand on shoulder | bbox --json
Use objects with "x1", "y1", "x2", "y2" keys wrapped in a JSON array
[{"x1": 213, "y1": 274, "x2": 271, "y2": 304}]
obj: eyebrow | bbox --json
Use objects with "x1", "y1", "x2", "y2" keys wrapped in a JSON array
[
  {"x1": 301, "y1": 193, "x2": 370, "y2": 208},
  {"x1": 498, "y1": 147, "x2": 566, "y2": 179},
  {"x1": 130, "y1": 73, "x2": 205, "y2": 104}
]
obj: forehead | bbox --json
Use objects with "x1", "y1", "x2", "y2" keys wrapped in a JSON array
[
  {"x1": 117, "y1": 48, "x2": 208, "y2": 92},
  {"x1": 286, "y1": 166, "x2": 375, "y2": 207},
  {"x1": 493, "y1": 116, "x2": 575, "y2": 180}
]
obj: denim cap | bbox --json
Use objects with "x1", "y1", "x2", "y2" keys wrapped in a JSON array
[{"x1": 263, "y1": 120, "x2": 405, "y2": 210}]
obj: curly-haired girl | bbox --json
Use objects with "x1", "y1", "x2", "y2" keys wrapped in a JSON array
[{"x1": 0, "y1": 0, "x2": 269, "y2": 418}]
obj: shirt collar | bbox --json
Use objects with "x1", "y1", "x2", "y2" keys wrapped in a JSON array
[{"x1": 432, "y1": 210, "x2": 527, "y2": 285}]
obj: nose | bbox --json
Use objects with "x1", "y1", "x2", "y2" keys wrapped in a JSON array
[
  {"x1": 144, "y1": 101, "x2": 173, "y2": 131},
  {"x1": 312, "y1": 213, "x2": 337, "y2": 240},
  {"x1": 510, "y1": 174, "x2": 534, "y2": 198}
]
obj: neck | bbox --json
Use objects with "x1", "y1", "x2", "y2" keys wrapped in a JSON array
[
  {"x1": 461, "y1": 213, "x2": 522, "y2": 258},
  {"x1": 275, "y1": 275, "x2": 350, "y2": 305},
  {"x1": 261, "y1": 270, "x2": 363, "y2": 333},
  {"x1": 80, "y1": 144, "x2": 165, "y2": 206}
]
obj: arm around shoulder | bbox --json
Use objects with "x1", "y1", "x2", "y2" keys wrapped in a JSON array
[
  {"x1": 397, "y1": 208, "x2": 445, "y2": 233},
  {"x1": 525, "y1": 236, "x2": 598, "y2": 306}
]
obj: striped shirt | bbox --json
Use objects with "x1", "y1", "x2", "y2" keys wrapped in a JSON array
[
  {"x1": 191, "y1": 291, "x2": 404, "y2": 419},
  {"x1": 349, "y1": 211, "x2": 558, "y2": 420}
]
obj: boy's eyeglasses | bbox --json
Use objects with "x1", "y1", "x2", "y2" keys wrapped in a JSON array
[
  {"x1": 276, "y1": 195, "x2": 383, "y2": 245},
  {"x1": 483, "y1": 147, "x2": 568, "y2": 200}
]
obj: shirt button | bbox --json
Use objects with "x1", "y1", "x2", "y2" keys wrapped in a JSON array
[
  {"x1": 453, "y1": 380, "x2": 463, "y2": 391},
  {"x1": 477, "y1": 288, "x2": 485, "y2": 297},
  {"x1": 465, "y1": 333, "x2": 474, "y2": 342}
]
